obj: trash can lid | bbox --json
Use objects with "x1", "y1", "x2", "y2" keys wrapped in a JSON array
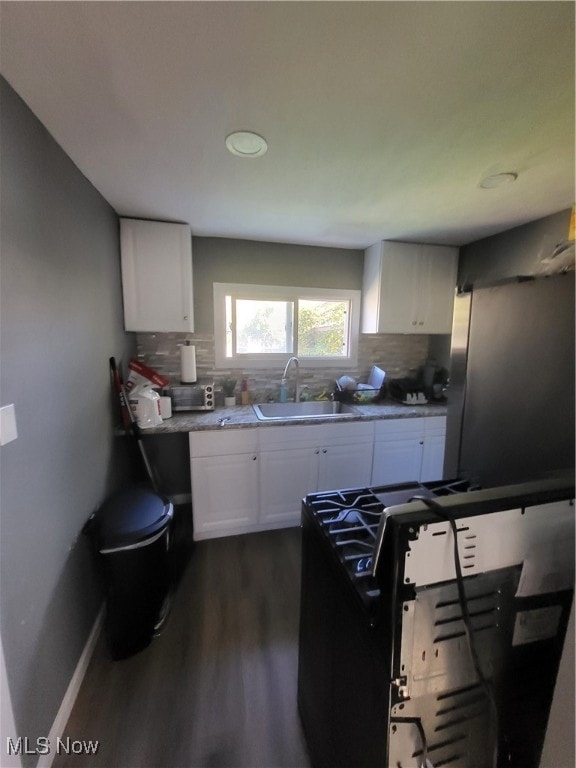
[{"x1": 95, "y1": 488, "x2": 172, "y2": 550}]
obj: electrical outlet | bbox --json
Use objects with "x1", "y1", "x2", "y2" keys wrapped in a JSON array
[{"x1": 0, "y1": 404, "x2": 18, "y2": 445}]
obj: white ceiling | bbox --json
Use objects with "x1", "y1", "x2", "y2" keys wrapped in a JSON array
[{"x1": 1, "y1": 1, "x2": 574, "y2": 249}]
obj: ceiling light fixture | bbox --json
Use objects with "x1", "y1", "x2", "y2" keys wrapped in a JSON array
[
  {"x1": 225, "y1": 131, "x2": 268, "y2": 158},
  {"x1": 479, "y1": 172, "x2": 518, "y2": 189}
]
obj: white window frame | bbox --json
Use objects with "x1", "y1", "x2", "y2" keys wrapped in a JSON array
[{"x1": 214, "y1": 283, "x2": 361, "y2": 369}]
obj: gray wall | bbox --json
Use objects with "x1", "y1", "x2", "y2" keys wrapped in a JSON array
[
  {"x1": 192, "y1": 236, "x2": 364, "y2": 332},
  {"x1": 458, "y1": 208, "x2": 572, "y2": 285},
  {"x1": 0, "y1": 77, "x2": 135, "y2": 764}
]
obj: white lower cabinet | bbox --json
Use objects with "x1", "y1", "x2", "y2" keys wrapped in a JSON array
[
  {"x1": 190, "y1": 421, "x2": 374, "y2": 540},
  {"x1": 190, "y1": 417, "x2": 445, "y2": 540},
  {"x1": 190, "y1": 429, "x2": 259, "y2": 539},
  {"x1": 317, "y1": 441, "x2": 373, "y2": 492},
  {"x1": 259, "y1": 422, "x2": 374, "y2": 526},
  {"x1": 191, "y1": 453, "x2": 259, "y2": 533},
  {"x1": 259, "y1": 447, "x2": 318, "y2": 526},
  {"x1": 420, "y1": 427, "x2": 447, "y2": 482},
  {"x1": 371, "y1": 416, "x2": 446, "y2": 486}
]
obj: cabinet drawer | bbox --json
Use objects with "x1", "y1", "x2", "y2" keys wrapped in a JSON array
[
  {"x1": 259, "y1": 424, "x2": 323, "y2": 450},
  {"x1": 374, "y1": 417, "x2": 425, "y2": 439},
  {"x1": 189, "y1": 428, "x2": 258, "y2": 458},
  {"x1": 373, "y1": 416, "x2": 446, "y2": 440},
  {"x1": 424, "y1": 416, "x2": 447, "y2": 435},
  {"x1": 318, "y1": 420, "x2": 374, "y2": 445},
  {"x1": 259, "y1": 420, "x2": 373, "y2": 451}
]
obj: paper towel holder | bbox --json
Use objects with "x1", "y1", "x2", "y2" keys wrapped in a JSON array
[{"x1": 179, "y1": 340, "x2": 197, "y2": 383}]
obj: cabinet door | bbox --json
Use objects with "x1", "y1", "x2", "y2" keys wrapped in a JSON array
[
  {"x1": 376, "y1": 242, "x2": 420, "y2": 334},
  {"x1": 191, "y1": 453, "x2": 258, "y2": 538},
  {"x1": 259, "y1": 448, "x2": 319, "y2": 524},
  {"x1": 420, "y1": 433, "x2": 446, "y2": 482},
  {"x1": 417, "y1": 245, "x2": 458, "y2": 333},
  {"x1": 371, "y1": 437, "x2": 423, "y2": 486},
  {"x1": 362, "y1": 241, "x2": 457, "y2": 334},
  {"x1": 317, "y1": 442, "x2": 374, "y2": 492},
  {"x1": 120, "y1": 218, "x2": 194, "y2": 332}
]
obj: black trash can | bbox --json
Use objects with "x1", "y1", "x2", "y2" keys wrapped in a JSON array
[{"x1": 88, "y1": 488, "x2": 174, "y2": 660}]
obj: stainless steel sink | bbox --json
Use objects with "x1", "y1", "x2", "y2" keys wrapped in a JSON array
[{"x1": 252, "y1": 401, "x2": 359, "y2": 421}]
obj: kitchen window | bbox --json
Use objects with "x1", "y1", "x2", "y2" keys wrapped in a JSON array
[{"x1": 214, "y1": 283, "x2": 360, "y2": 368}]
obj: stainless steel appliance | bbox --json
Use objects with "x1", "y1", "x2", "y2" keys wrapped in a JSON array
[
  {"x1": 298, "y1": 475, "x2": 574, "y2": 768},
  {"x1": 444, "y1": 271, "x2": 575, "y2": 485},
  {"x1": 167, "y1": 381, "x2": 214, "y2": 411}
]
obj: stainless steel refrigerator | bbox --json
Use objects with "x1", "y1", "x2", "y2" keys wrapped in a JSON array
[{"x1": 444, "y1": 270, "x2": 575, "y2": 487}]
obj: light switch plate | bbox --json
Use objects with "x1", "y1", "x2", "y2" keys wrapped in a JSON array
[{"x1": 0, "y1": 404, "x2": 18, "y2": 445}]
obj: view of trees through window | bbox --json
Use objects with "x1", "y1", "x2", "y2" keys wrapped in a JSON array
[
  {"x1": 298, "y1": 299, "x2": 347, "y2": 356},
  {"x1": 236, "y1": 299, "x2": 293, "y2": 353},
  {"x1": 227, "y1": 296, "x2": 348, "y2": 357}
]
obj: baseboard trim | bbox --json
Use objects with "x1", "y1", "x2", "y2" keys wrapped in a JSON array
[
  {"x1": 169, "y1": 493, "x2": 191, "y2": 506},
  {"x1": 36, "y1": 605, "x2": 104, "y2": 768}
]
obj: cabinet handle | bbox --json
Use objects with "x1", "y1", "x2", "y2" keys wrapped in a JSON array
[
  {"x1": 322, "y1": 449, "x2": 327, "y2": 454},
  {"x1": 418, "y1": 321, "x2": 424, "y2": 326},
  {"x1": 315, "y1": 450, "x2": 320, "y2": 455},
  {"x1": 412, "y1": 320, "x2": 417, "y2": 326},
  {"x1": 419, "y1": 441, "x2": 424, "y2": 445},
  {"x1": 183, "y1": 315, "x2": 189, "y2": 320},
  {"x1": 252, "y1": 455, "x2": 257, "y2": 461}
]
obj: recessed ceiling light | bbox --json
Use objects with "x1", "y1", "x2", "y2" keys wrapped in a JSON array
[
  {"x1": 479, "y1": 172, "x2": 518, "y2": 189},
  {"x1": 225, "y1": 131, "x2": 268, "y2": 158}
]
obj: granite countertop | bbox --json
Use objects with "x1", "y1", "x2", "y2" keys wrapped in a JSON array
[{"x1": 142, "y1": 399, "x2": 448, "y2": 434}]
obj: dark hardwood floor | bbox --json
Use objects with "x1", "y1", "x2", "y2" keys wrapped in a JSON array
[{"x1": 54, "y1": 527, "x2": 311, "y2": 768}]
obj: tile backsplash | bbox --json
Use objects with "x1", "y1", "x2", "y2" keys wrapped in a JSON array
[{"x1": 136, "y1": 332, "x2": 431, "y2": 403}]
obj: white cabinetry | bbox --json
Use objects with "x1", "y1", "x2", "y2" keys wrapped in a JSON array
[
  {"x1": 259, "y1": 422, "x2": 374, "y2": 526},
  {"x1": 317, "y1": 439, "x2": 373, "y2": 492},
  {"x1": 120, "y1": 218, "x2": 194, "y2": 332},
  {"x1": 258, "y1": 441, "x2": 318, "y2": 526},
  {"x1": 190, "y1": 429, "x2": 259, "y2": 538},
  {"x1": 189, "y1": 417, "x2": 446, "y2": 540},
  {"x1": 420, "y1": 418, "x2": 447, "y2": 482},
  {"x1": 190, "y1": 421, "x2": 374, "y2": 539},
  {"x1": 371, "y1": 417, "x2": 446, "y2": 486},
  {"x1": 362, "y1": 241, "x2": 458, "y2": 334}
]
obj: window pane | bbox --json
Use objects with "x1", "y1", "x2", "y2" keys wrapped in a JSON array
[
  {"x1": 235, "y1": 299, "x2": 294, "y2": 353},
  {"x1": 298, "y1": 299, "x2": 348, "y2": 357}
]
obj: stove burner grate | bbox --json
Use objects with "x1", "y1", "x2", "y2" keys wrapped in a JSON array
[{"x1": 305, "y1": 479, "x2": 472, "y2": 611}]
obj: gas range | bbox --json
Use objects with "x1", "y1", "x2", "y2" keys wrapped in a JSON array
[
  {"x1": 303, "y1": 479, "x2": 472, "y2": 612},
  {"x1": 299, "y1": 475, "x2": 575, "y2": 768}
]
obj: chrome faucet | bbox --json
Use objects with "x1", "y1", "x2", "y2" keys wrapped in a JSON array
[{"x1": 282, "y1": 356, "x2": 301, "y2": 402}]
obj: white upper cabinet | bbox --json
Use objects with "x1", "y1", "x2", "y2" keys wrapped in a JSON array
[
  {"x1": 362, "y1": 241, "x2": 458, "y2": 334},
  {"x1": 120, "y1": 218, "x2": 194, "y2": 332}
]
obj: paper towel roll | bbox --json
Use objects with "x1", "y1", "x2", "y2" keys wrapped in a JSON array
[{"x1": 180, "y1": 342, "x2": 197, "y2": 383}]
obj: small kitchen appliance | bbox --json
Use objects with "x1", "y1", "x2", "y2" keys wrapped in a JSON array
[
  {"x1": 166, "y1": 381, "x2": 214, "y2": 412},
  {"x1": 298, "y1": 475, "x2": 574, "y2": 768}
]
